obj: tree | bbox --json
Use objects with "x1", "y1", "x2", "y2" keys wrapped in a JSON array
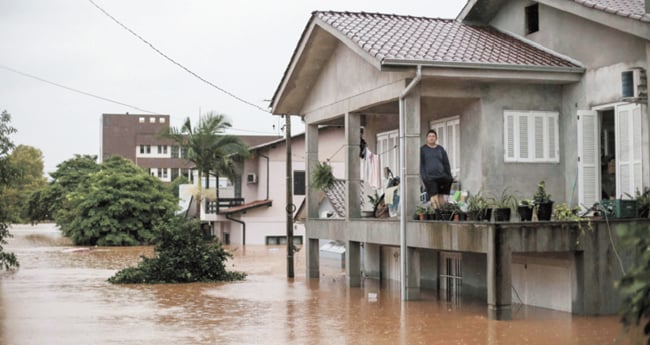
[
  {"x1": 0, "y1": 110, "x2": 19, "y2": 269},
  {"x1": 59, "y1": 156, "x2": 178, "y2": 245},
  {"x1": 618, "y1": 225, "x2": 650, "y2": 341},
  {"x1": 4, "y1": 145, "x2": 47, "y2": 223},
  {"x1": 26, "y1": 154, "x2": 99, "y2": 224},
  {"x1": 108, "y1": 216, "x2": 246, "y2": 284},
  {"x1": 163, "y1": 112, "x2": 249, "y2": 215}
]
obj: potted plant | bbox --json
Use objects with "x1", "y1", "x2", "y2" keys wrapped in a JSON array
[
  {"x1": 466, "y1": 191, "x2": 489, "y2": 221},
  {"x1": 437, "y1": 202, "x2": 461, "y2": 221},
  {"x1": 490, "y1": 188, "x2": 517, "y2": 222},
  {"x1": 517, "y1": 199, "x2": 534, "y2": 221},
  {"x1": 553, "y1": 203, "x2": 592, "y2": 238},
  {"x1": 415, "y1": 204, "x2": 427, "y2": 221},
  {"x1": 533, "y1": 181, "x2": 554, "y2": 221}
]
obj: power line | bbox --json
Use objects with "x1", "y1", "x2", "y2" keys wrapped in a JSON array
[
  {"x1": 0, "y1": 64, "x2": 158, "y2": 114},
  {"x1": 87, "y1": 0, "x2": 270, "y2": 114}
]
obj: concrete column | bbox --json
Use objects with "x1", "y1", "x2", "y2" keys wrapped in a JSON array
[
  {"x1": 487, "y1": 226, "x2": 512, "y2": 320},
  {"x1": 306, "y1": 124, "x2": 320, "y2": 279},
  {"x1": 406, "y1": 247, "x2": 421, "y2": 300},
  {"x1": 306, "y1": 124, "x2": 320, "y2": 219},
  {"x1": 402, "y1": 85, "x2": 421, "y2": 220},
  {"x1": 363, "y1": 243, "x2": 381, "y2": 279},
  {"x1": 307, "y1": 238, "x2": 320, "y2": 278},
  {"x1": 345, "y1": 112, "x2": 361, "y2": 219},
  {"x1": 644, "y1": 43, "x2": 650, "y2": 188},
  {"x1": 347, "y1": 240, "x2": 361, "y2": 287}
]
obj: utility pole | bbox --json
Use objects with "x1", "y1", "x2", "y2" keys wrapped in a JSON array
[{"x1": 285, "y1": 114, "x2": 295, "y2": 278}]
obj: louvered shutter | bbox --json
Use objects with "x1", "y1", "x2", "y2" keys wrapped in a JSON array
[
  {"x1": 577, "y1": 110, "x2": 599, "y2": 209},
  {"x1": 615, "y1": 103, "x2": 642, "y2": 198}
]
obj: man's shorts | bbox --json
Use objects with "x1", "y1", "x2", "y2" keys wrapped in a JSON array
[{"x1": 424, "y1": 177, "x2": 452, "y2": 196}]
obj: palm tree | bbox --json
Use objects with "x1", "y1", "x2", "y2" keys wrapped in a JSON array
[{"x1": 163, "y1": 112, "x2": 249, "y2": 216}]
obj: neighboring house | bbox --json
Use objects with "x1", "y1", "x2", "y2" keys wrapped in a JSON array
[
  {"x1": 201, "y1": 126, "x2": 345, "y2": 246},
  {"x1": 101, "y1": 113, "x2": 192, "y2": 182},
  {"x1": 270, "y1": 1, "x2": 650, "y2": 320}
]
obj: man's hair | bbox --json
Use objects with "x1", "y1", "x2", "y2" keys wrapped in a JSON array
[{"x1": 426, "y1": 129, "x2": 437, "y2": 136}]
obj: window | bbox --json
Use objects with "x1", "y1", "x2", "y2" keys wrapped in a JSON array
[
  {"x1": 525, "y1": 3, "x2": 539, "y2": 34},
  {"x1": 504, "y1": 110, "x2": 559, "y2": 163},
  {"x1": 149, "y1": 117, "x2": 156, "y2": 123},
  {"x1": 162, "y1": 168, "x2": 168, "y2": 179},
  {"x1": 146, "y1": 145, "x2": 151, "y2": 154},
  {"x1": 294, "y1": 170, "x2": 305, "y2": 195},
  {"x1": 266, "y1": 236, "x2": 303, "y2": 245},
  {"x1": 157, "y1": 145, "x2": 167, "y2": 154},
  {"x1": 140, "y1": 145, "x2": 145, "y2": 154},
  {"x1": 139, "y1": 117, "x2": 145, "y2": 123},
  {"x1": 430, "y1": 116, "x2": 460, "y2": 177},
  {"x1": 159, "y1": 117, "x2": 166, "y2": 123},
  {"x1": 376, "y1": 129, "x2": 399, "y2": 185},
  {"x1": 171, "y1": 145, "x2": 179, "y2": 158},
  {"x1": 180, "y1": 147, "x2": 188, "y2": 158}
]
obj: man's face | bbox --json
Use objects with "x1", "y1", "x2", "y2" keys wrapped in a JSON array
[{"x1": 427, "y1": 132, "x2": 437, "y2": 145}]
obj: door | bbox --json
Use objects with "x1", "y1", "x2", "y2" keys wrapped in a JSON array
[
  {"x1": 615, "y1": 103, "x2": 642, "y2": 198},
  {"x1": 577, "y1": 110, "x2": 599, "y2": 209}
]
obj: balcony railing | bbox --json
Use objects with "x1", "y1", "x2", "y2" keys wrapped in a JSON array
[{"x1": 205, "y1": 198, "x2": 245, "y2": 214}]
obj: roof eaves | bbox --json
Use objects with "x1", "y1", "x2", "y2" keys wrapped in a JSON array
[
  {"x1": 248, "y1": 132, "x2": 306, "y2": 151},
  {"x1": 381, "y1": 59, "x2": 586, "y2": 74}
]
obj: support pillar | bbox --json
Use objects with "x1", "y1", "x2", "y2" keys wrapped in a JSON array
[
  {"x1": 307, "y1": 238, "x2": 320, "y2": 278},
  {"x1": 406, "y1": 247, "x2": 421, "y2": 300},
  {"x1": 347, "y1": 241, "x2": 361, "y2": 287},
  {"x1": 345, "y1": 112, "x2": 361, "y2": 219},
  {"x1": 487, "y1": 226, "x2": 512, "y2": 320}
]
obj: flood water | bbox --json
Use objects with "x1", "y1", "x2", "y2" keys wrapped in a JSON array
[{"x1": 0, "y1": 224, "x2": 642, "y2": 345}]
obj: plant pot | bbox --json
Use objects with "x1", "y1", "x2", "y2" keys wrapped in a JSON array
[
  {"x1": 458, "y1": 212, "x2": 467, "y2": 221},
  {"x1": 439, "y1": 211, "x2": 453, "y2": 221},
  {"x1": 493, "y1": 208, "x2": 511, "y2": 222},
  {"x1": 517, "y1": 206, "x2": 533, "y2": 221},
  {"x1": 536, "y1": 201, "x2": 554, "y2": 221},
  {"x1": 479, "y1": 208, "x2": 492, "y2": 222},
  {"x1": 467, "y1": 210, "x2": 480, "y2": 221},
  {"x1": 418, "y1": 214, "x2": 425, "y2": 221}
]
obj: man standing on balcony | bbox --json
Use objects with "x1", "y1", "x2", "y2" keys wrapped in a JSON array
[{"x1": 420, "y1": 129, "x2": 453, "y2": 209}]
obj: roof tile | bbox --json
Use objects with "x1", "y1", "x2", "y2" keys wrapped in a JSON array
[
  {"x1": 571, "y1": 0, "x2": 650, "y2": 22},
  {"x1": 317, "y1": 11, "x2": 580, "y2": 69}
]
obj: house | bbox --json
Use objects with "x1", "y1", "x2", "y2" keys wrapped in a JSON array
[
  {"x1": 270, "y1": 1, "x2": 650, "y2": 320},
  {"x1": 200, "y1": 125, "x2": 345, "y2": 246}
]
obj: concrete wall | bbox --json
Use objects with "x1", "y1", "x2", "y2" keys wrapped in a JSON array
[{"x1": 512, "y1": 253, "x2": 574, "y2": 312}]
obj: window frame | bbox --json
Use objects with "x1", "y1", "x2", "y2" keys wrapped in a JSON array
[{"x1": 503, "y1": 110, "x2": 559, "y2": 163}]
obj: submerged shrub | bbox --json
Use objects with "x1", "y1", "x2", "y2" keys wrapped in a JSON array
[{"x1": 108, "y1": 217, "x2": 246, "y2": 284}]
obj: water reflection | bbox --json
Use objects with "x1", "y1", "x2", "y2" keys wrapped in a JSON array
[{"x1": 0, "y1": 224, "x2": 641, "y2": 345}]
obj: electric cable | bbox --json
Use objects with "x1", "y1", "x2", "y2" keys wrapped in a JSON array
[
  {"x1": 87, "y1": 0, "x2": 270, "y2": 114},
  {"x1": 0, "y1": 64, "x2": 158, "y2": 114}
]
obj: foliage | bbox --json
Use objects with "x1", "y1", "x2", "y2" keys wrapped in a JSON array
[
  {"x1": 533, "y1": 181, "x2": 552, "y2": 204},
  {"x1": 490, "y1": 187, "x2": 518, "y2": 210},
  {"x1": 552, "y1": 203, "x2": 592, "y2": 236},
  {"x1": 58, "y1": 156, "x2": 178, "y2": 246},
  {"x1": 415, "y1": 204, "x2": 427, "y2": 215},
  {"x1": 311, "y1": 161, "x2": 335, "y2": 190},
  {"x1": 26, "y1": 154, "x2": 99, "y2": 223},
  {"x1": 4, "y1": 145, "x2": 47, "y2": 223},
  {"x1": 0, "y1": 110, "x2": 18, "y2": 269},
  {"x1": 617, "y1": 222, "x2": 650, "y2": 338},
  {"x1": 466, "y1": 191, "x2": 488, "y2": 212},
  {"x1": 108, "y1": 217, "x2": 246, "y2": 284},
  {"x1": 631, "y1": 188, "x2": 650, "y2": 218},
  {"x1": 162, "y1": 112, "x2": 250, "y2": 216}
]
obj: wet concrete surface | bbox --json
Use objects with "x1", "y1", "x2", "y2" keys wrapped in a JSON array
[{"x1": 0, "y1": 224, "x2": 642, "y2": 345}]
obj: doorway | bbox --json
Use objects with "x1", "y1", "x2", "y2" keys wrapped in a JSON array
[{"x1": 600, "y1": 110, "x2": 616, "y2": 200}]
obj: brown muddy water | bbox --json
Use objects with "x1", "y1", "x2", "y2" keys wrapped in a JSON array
[{"x1": 0, "y1": 224, "x2": 642, "y2": 345}]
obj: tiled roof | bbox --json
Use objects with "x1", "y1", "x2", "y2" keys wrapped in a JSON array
[
  {"x1": 220, "y1": 199, "x2": 272, "y2": 215},
  {"x1": 572, "y1": 0, "x2": 650, "y2": 22},
  {"x1": 316, "y1": 11, "x2": 581, "y2": 69},
  {"x1": 324, "y1": 179, "x2": 366, "y2": 217}
]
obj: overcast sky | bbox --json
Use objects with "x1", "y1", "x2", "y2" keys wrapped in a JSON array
[{"x1": 0, "y1": 0, "x2": 466, "y2": 174}]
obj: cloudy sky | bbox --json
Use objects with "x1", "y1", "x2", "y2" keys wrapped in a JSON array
[{"x1": 0, "y1": 0, "x2": 466, "y2": 174}]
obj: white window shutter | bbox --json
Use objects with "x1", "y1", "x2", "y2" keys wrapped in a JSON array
[
  {"x1": 504, "y1": 112, "x2": 515, "y2": 161},
  {"x1": 577, "y1": 110, "x2": 599, "y2": 209},
  {"x1": 616, "y1": 103, "x2": 643, "y2": 198}
]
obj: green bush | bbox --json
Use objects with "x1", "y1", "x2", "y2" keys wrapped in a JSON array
[{"x1": 108, "y1": 217, "x2": 246, "y2": 284}]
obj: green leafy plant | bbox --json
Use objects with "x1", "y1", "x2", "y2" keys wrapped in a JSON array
[
  {"x1": 552, "y1": 203, "x2": 592, "y2": 235},
  {"x1": 311, "y1": 161, "x2": 335, "y2": 190},
  {"x1": 533, "y1": 181, "x2": 552, "y2": 205},
  {"x1": 491, "y1": 188, "x2": 518, "y2": 210},
  {"x1": 466, "y1": 191, "x2": 488, "y2": 212},
  {"x1": 632, "y1": 188, "x2": 650, "y2": 218},
  {"x1": 415, "y1": 205, "x2": 427, "y2": 216}
]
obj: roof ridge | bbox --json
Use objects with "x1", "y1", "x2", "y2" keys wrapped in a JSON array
[{"x1": 313, "y1": 10, "x2": 456, "y2": 22}]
